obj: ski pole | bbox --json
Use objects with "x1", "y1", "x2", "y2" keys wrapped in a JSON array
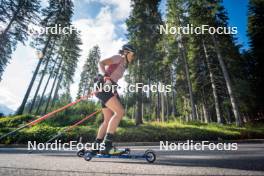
[
  {"x1": 28, "y1": 109, "x2": 102, "y2": 153},
  {"x1": 0, "y1": 92, "x2": 97, "y2": 141},
  {"x1": 46, "y1": 109, "x2": 102, "y2": 143}
]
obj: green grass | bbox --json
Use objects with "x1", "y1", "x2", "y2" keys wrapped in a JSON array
[
  {"x1": 0, "y1": 114, "x2": 35, "y2": 128},
  {"x1": 0, "y1": 115, "x2": 263, "y2": 144}
]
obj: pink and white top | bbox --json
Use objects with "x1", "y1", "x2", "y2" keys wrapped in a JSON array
[{"x1": 104, "y1": 55, "x2": 126, "y2": 83}]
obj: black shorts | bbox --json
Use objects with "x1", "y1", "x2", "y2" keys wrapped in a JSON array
[{"x1": 95, "y1": 80, "x2": 120, "y2": 108}]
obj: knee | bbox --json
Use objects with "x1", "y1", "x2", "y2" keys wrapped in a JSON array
[{"x1": 115, "y1": 108, "x2": 125, "y2": 118}]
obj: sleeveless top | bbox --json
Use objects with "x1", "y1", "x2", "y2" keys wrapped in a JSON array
[{"x1": 105, "y1": 55, "x2": 126, "y2": 83}]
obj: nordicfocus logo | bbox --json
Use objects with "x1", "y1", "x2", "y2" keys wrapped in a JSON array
[
  {"x1": 28, "y1": 140, "x2": 105, "y2": 151},
  {"x1": 160, "y1": 140, "x2": 238, "y2": 151},
  {"x1": 94, "y1": 83, "x2": 172, "y2": 93},
  {"x1": 160, "y1": 24, "x2": 238, "y2": 35},
  {"x1": 27, "y1": 24, "x2": 80, "y2": 36}
]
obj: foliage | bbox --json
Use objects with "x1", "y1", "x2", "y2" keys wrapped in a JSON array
[
  {"x1": 1, "y1": 0, "x2": 263, "y2": 138},
  {"x1": 0, "y1": 114, "x2": 35, "y2": 128},
  {"x1": 247, "y1": 0, "x2": 264, "y2": 111},
  {"x1": 1, "y1": 117, "x2": 264, "y2": 144}
]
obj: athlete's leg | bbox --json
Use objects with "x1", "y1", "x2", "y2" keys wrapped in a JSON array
[
  {"x1": 101, "y1": 95, "x2": 124, "y2": 154},
  {"x1": 89, "y1": 107, "x2": 113, "y2": 155},
  {"x1": 96, "y1": 108, "x2": 113, "y2": 139},
  {"x1": 105, "y1": 95, "x2": 125, "y2": 134}
]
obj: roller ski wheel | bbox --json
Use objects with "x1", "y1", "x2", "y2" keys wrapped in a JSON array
[
  {"x1": 124, "y1": 148, "x2": 130, "y2": 154},
  {"x1": 144, "y1": 150, "x2": 156, "y2": 163},
  {"x1": 77, "y1": 148, "x2": 85, "y2": 157},
  {"x1": 83, "y1": 151, "x2": 94, "y2": 161}
]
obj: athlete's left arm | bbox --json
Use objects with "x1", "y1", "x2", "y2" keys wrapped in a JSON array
[{"x1": 99, "y1": 57, "x2": 114, "y2": 75}]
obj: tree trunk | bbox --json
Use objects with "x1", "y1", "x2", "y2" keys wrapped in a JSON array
[
  {"x1": 35, "y1": 57, "x2": 58, "y2": 114},
  {"x1": 16, "y1": 58, "x2": 42, "y2": 115},
  {"x1": 156, "y1": 84, "x2": 160, "y2": 121},
  {"x1": 171, "y1": 72, "x2": 177, "y2": 116},
  {"x1": 161, "y1": 90, "x2": 165, "y2": 122},
  {"x1": 132, "y1": 104, "x2": 135, "y2": 120},
  {"x1": 211, "y1": 35, "x2": 241, "y2": 126},
  {"x1": 29, "y1": 56, "x2": 51, "y2": 113},
  {"x1": 202, "y1": 39, "x2": 222, "y2": 124},
  {"x1": 183, "y1": 96, "x2": 188, "y2": 122},
  {"x1": 199, "y1": 105, "x2": 204, "y2": 123},
  {"x1": 51, "y1": 72, "x2": 63, "y2": 107},
  {"x1": 44, "y1": 58, "x2": 63, "y2": 114},
  {"x1": 202, "y1": 102, "x2": 209, "y2": 123},
  {"x1": 136, "y1": 97, "x2": 142, "y2": 125},
  {"x1": 171, "y1": 90, "x2": 176, "y2": 116},
  {"x1": 141, "y1": 100, "x2": 144, "y2": 121},
  {"x1": 29, "y1": 41, "x2": 56, "y2": 113},
  {"x1": 178, "y1": 35, "x2": 196, "y2": 121},
  {"x1": 132, "y1": 105, "x2": 136, "y2": 119},
  {"x1": 195, "y1": 104, "x2": 199, "y2": 121},
  {"x1": 136, "y1": 93, "x2": 143, "y2": 125},
  {"x1": 135, "y1": 59, "x2": 143, "y2": 125},
  {"x1": 148, "y1": 79, "x2": 152, "y2": 119},
  {"x1": 16, "y1": 36, "x2": 52, "y2": 115},
  {"x1": 225, "y1": 105, "x2": 232, "y2": 124},
  {"x1": 166, "y1": 93, "x2": 169, "y2": 120}
]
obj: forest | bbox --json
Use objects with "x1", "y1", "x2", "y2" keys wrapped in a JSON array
[{"x1": 0, "y1": 0, "x2": 263, "y2": 143}]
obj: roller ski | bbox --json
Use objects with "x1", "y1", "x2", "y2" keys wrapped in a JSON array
[{"x1": 82, "y1": 147, "x2": 156, "y2": 163}]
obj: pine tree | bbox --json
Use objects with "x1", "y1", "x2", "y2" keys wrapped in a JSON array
[
  {"x1": 17, "y1": 0, "x2": 75, "y2": 114},
  {"x1": 77, "y1": 45, "x2": 100, "y2": 98},
  {"x1": 28, "y1": 40, "x2": 57, "y2": 113},
  {"x1": 44, "y1": 29, "x2": 82, "y2": 113},
  {"x1": 126, "y1": 0, "x2": 164, "y2": 125},
  {"x1": 35, "y1": 57, "x2": 59, "y2": 114},
  {"x1": 248, "y1": 0, "x2": 264, "y2": 112},
  {"x1": 189, "y1": 0, "x2": 242, "y2": 125},
  {"x1": 166, "y1": 0, "x2": 197, "y2": 121},
  {"x1": 0, "y1": 0, "x2": 40, "y2": 81},
  {"x1": 188, "y1": 0, "x2": 223, "y2": 123}
]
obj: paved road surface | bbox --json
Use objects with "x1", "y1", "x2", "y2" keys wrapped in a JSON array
[{"x1": 0, "y1": 142, "x2": 263, "y2": 175}]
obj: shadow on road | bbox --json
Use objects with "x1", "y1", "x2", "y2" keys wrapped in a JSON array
[
  {"x1": 88, "y1": 157, "x2": 264, "y2": 172},
  {"x1": 38, "y1": 151, "x2": 264, "y2": 172}
]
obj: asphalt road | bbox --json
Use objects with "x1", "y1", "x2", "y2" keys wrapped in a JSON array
[{"x1": 0, "y1": 142, "x2": 264, "y2": 176}]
